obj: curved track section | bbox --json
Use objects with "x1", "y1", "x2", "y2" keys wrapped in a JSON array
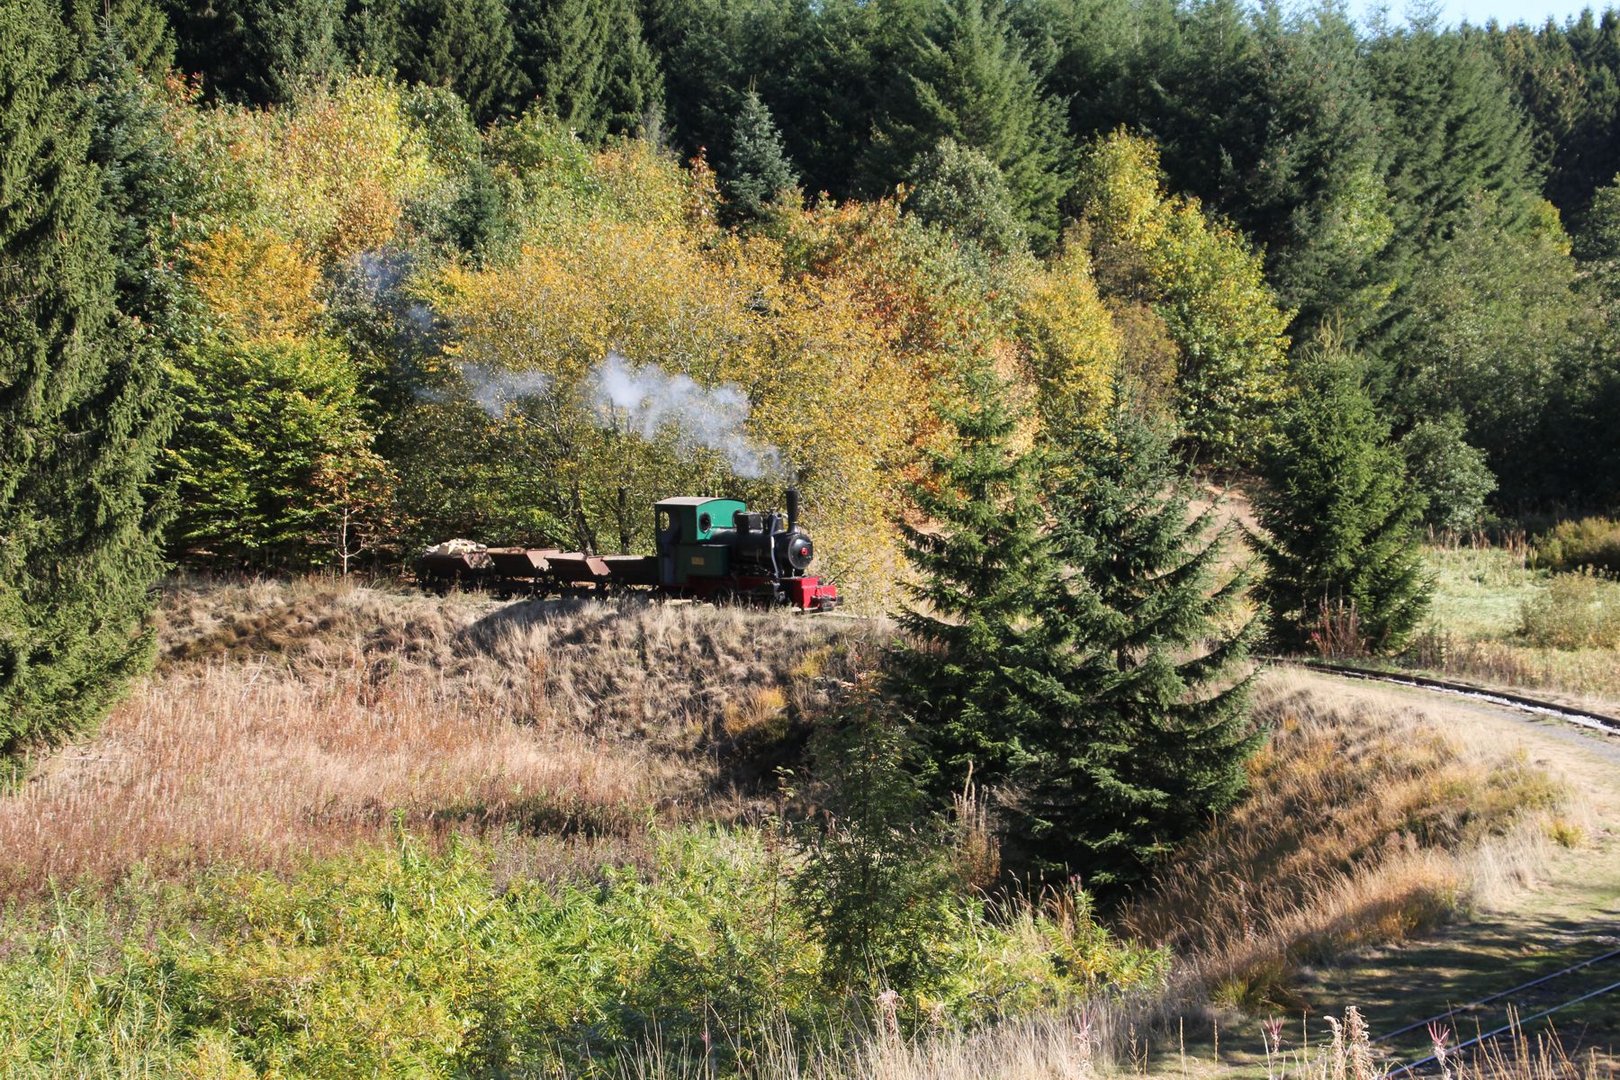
[
  {"x1": 1266, "y1": 657, "x2": 1620, "y2": 737},
  {"x1": 1278, "y1": 657, "x2": 1620, "y2": 1071}
]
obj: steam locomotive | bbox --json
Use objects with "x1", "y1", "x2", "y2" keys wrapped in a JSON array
[{"x1": 417, "y1": 488, "x2": 841, "y2": 611}]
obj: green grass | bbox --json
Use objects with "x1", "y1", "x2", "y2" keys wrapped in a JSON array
[
  {"x1": 1424, "y1": 544, "x2": 1546, "y2": 641},
  {"x1": 1404, "y1": 545, "x2": 1620, "y2": 707}
]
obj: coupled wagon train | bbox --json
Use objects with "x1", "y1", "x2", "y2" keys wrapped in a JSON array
[{"x1": 416, "y1": 488, "x2": 841, "y2": 612}]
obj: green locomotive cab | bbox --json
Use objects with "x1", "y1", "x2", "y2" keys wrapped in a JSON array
[{"x1": 654, "y1": 497, "x2": 746, "y2": 585}]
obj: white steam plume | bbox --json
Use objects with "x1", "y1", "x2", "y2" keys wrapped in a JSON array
[
  {"x1": 458, "y1": 363, "x2": 552, "y2": 417},
  {"x1": 590, "y1": 351, "x2": 783, "y2": 479}
]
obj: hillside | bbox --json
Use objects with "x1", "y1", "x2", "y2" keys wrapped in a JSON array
[
  {"x1": 9, "y1": 0, "x2": 1620, "y2": 1071},
  {"x1": 4, "y1": 580, "x2": 1609, "y2": 1077},
  {"x1": 2, "y1": 577, "x2": 887, "y2": 895}
]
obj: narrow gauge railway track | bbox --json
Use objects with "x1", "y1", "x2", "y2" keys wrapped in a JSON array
[
  {"x1": 1275, "y1": 657, "x2": 1620, "y2": 1074},
  {"x1": 1383, "y1": 960, "x2": 1620, "y2": 1077},
  {"x1": 1264, "y1": 657, "x2": 1620, "y2": 737},
  {"x1": 1374, "y1": 947, "x2": 1620, "y2": 1047}
]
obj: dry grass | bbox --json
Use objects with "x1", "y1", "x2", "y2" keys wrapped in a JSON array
[
  {"x1": 0, "y1": 575, "x2": 888, "y2": 898},
  {"x1": 617, "y1": 1006, "x2": 1135, "y2": 1080},
  {"x1": 1401, "y1": 632, "x2": 1620, "y2": 709},
  {"x1": 1119, "y1": 672, "x2": 1571, "y2": 1012},
  {"x1": 615, "y1": 1006, "x2": 1615, "y2": 1080}
]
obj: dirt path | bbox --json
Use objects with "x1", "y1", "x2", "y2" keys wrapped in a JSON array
[{"x1": 1150, "y1": 670, "x2": 1620, "y2": 1077}]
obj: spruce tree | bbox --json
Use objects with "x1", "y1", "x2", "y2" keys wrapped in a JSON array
[
  {"x1": 1020, "y1": 403, "x2": 1260, "y2": 888},
  {"x1": 341, "y1": 0, "x2": 403, "y2": 74},
  {"x1": 1250, "y1": 347, "x2": 1431, "y2": 655},
  {"x1": 1364, "y1": 22, "x2": 1541, "y2": 356},
  {"x1": 397, "y1": 0, "x2": 521, "y2": 123},
  {"x1": 166, "y1": 0, "x2": 344, "y2": 104},
  {"x1": 83, "y1": 15, "x2": 193, "y2": 342},
  {"x1": 887, "y1": 367, "x2": 1055, "y2": 798},
  {"x1": 0, "y1": 0, "x2": 173, "y2": 754},
  {"x1": 718, "y1": 89, "x2": 798, "y2": 223},
  {"x1": 512, "y1": 0, "x2": 605, "y2": 131},
  {"x1": 67, "y1": 0, "x2": 174, "y2": 73},
  {"x1": 865, "y1": 0, "x2": 1071, "y2": 249},
  {"x1": 594, "y1": 0, "x2": 662, "y2": 137},
  {"x1": 509, "y1": 0, "x2": 659, "y2": 139},
  {"x1": 1488, "y1": 12, "x2": 1620, "y2": 222}
]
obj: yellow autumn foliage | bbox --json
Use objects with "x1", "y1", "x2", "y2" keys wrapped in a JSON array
[
  {"x1": 429, "y1": 168, "x2": 927, "y2": 608},
  {"x1": 187, "y1": 77, "x2": 444, "y2": 265},
  {"x1": 1016, "y1": 234, "x2": 1122, "y2": 436},
  {"x1": 162, "y1": 87, "x2": 1162, "y2": 602},
  {"x1": 187, "y1": 226, "x2": 322, "y2": 343},
  {"x1": 1077, "y1": 130, "x2": 1291, "y2": 463}
]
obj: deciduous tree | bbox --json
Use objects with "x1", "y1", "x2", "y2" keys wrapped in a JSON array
[{"x1": 1075, "y1": 131, "x2": 1291, "y2": 465}]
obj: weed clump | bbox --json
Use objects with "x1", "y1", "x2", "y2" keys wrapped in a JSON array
[
  {"x1": 1532, "y1": 516, "x2": 1620, "y2": 575},
  {"x1": 1517, "y1": 571, "x2": 1620, "y2": 648}
]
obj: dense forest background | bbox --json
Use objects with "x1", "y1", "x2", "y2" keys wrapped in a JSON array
[{"x1": 7, "y1": 0, "x2": 1620, "y2": 746}]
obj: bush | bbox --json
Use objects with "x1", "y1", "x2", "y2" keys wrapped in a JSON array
[
  {"x1": 1533, "y1": 516, "x2": 1620, "y2": 575},
  {"x1": 793, "y1": 713, "x2": 963, "y2": 995},
  {"x1": 0, "y1": 829, "x2": 1166, "y2": 1077},
  {"x1": 1518, "y1": 571, "x2": 1620, "y2": 649},
  {"x1": 1399, "y1": 412, "x2": 1497, "y2": 535}
]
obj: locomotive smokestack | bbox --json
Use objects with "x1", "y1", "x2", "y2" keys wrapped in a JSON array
[{"x1": 786, "y1": 487, "x2": 800, "y2": 531}]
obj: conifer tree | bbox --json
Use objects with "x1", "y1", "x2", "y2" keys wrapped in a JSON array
[
  {"x1": 718, "y1": 89, "x2": 798, "y2": 223},
  {"x1": 67, "y1": 0, "x2": 174, "y2": 73},
  {"x1": 341, "y1": 0, "x2": 403, "y2": 73},
  {"x1": 595, "y1": 0, "x2": 662, "y2": 136},
  {"x1": 1250, "y1": 346, "x2": 1431, "y2": 654},
  {"x1": 1364, "y1": 22, "x2": 1540, "y2": 353},
  {"x1": 510, "y1": 0, "x2": 660, "y2": 140},
  {"x1": 397, "y1": 0, "x2": 521, "y2": 122},
  {"x1": 866, "y1": 0, "x2": 1071, "y2": 249},
  {"x1": 0, "y1": 0, "x2": 173, "y2": 753},
  {"x1": 887, "y1": 368, "x2": 1055, "y2": 797},
  {"x1": 83, "y1": 15, "x2": 193, "y2": 342},
  {"x1": 166, "y1": 0, "x2": 344, "y2": 104},
  {"x1": 1020, "y1": 402, "x2": 1260, "y2": 888}
]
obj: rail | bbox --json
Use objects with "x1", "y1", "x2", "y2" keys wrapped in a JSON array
[
  {"x1": 1373, "y1": 947, "x2": 1620, "y2": 1044},
  {"x1": 1265, "y1": 657, "x2": 1620, "y2": 736},
  {"x1": 1385, "y1": 977, "x2": 1620, "y2": 1076},
  {"x1": 1283, "y1": 657, "x2": 1620, "y2": 1073}
]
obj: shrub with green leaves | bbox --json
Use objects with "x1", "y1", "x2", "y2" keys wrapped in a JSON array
[
  {"x1": 1399, "y1": 412, "x2": 1497, "y2": 535},
  {"x1": 1533, "y1": 516, "x2": 1620, "y2": 575},
  {"x1": 1518, "y1": 572, "x2": 1620, "y2": 649},
  {"x1": 167, "y1": 335, "x2": 387, "y2": 570},
  {"x1": 793, "y1": 713, "x2": 965, "y2": 995},
  {"x1": 0, "y1": 829, "x2": 1165, "y2": 1077}
]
